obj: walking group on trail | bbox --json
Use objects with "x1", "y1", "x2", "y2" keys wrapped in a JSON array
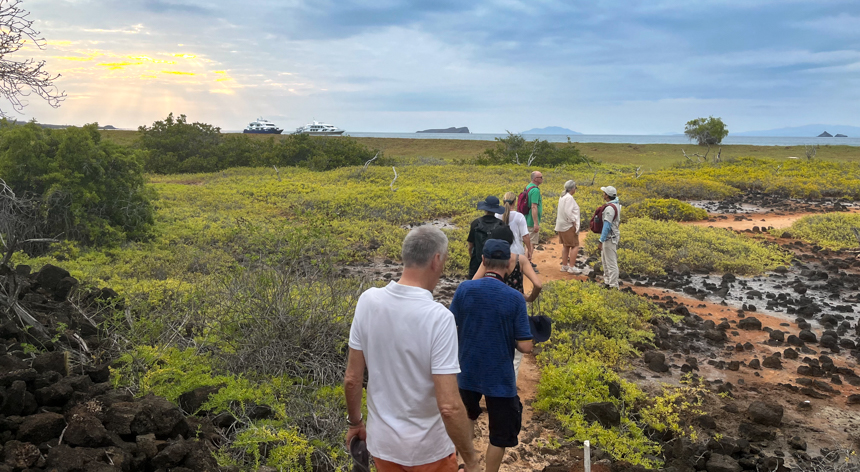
[{"x1": 344, "y1": 172, "x2": 621, "y2": 471}]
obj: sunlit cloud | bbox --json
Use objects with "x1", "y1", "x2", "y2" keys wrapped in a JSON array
[
  {"x1": 162, "y1": 71, "x2": 195, "y2": 75},
  {"x1": 173, "y1": 53, "x2": 196, "y2": 59},
  {"x1": 55, "y1": 56, "x2": 94, "y2": 61}
]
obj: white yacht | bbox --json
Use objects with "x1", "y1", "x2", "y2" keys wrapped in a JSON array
[
  {"x1": 243, "y1": 118, "x2": 283, "y2": 134},
  {"x1": 293, "y1": 121, "x2": 345, "y2": 136}
]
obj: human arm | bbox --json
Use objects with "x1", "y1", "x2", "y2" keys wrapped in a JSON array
[
  {"x1": 514, "y1": 300, "x2": 533, "y2": 353},
  {"x1": 472, "y1": 262, "x2": 487, "y2": 280},
  {"x1": 531, "y1": 202, "x2": 539, "y2": 231},
  {"x1": 344, "y1": 348, "x2": 367, "y2": 446},
  {"x1": 523, "y1": 234, "x2": 533, "y2": 260},
  {"x1": 572, "y1": 201, "x2": 581, "y2": 233},
  {"x1": 521, "y1": 260, "x2": 542, "y2": 302},
  {"x1": 516, "y1": 339, "x2": 534, "y2": 353},
  {"x1": 433, "y1": 374, "x2": 481, "y2": 471}
]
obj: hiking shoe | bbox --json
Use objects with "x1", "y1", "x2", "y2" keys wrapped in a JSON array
[
  {"x1": 560, "y1": 265, "x2": 570, "y2": 272},
  {"x1": 567, "y1": 267, "x2": 581, "y2": 274}
]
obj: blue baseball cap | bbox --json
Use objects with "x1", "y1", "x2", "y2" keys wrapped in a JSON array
[{"x1": 482, "y1": 239, "x2": 511, "y2": 260}]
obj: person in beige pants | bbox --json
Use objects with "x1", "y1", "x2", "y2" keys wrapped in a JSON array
[{"x1": 597, "y1": 186, "x2": 621, "y2": 289}]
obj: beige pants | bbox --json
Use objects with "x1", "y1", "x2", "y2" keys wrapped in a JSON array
[
  {"x1": 601, "y1": 240, "x2": 619, "y2": 288},
  {"x1": 528, "y1": 226, "x2": 540, "y2": 249}
]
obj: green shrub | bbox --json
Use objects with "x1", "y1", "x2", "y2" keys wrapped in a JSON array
[
  {"x1": 475, "y1": 133, "x2": 596, "y2": 167},
  {"x1": 777, "y1": 213, "x2": 860, "y2": 250},
  {"x1": 534, "y1": 281, "x2": 690, "y2": 467},
  {"x1": 624, "y1": 174, "x2": 739, "y2": 200},
  {"x1": 584, "y1": 218, "x2": 790, "y2": 276},
  {"x1": 0, "y1": 121, "x2": 154, "y2": 246},
  {"x1": 626, "y1": 198, "x2": 708, "y2": 221}
]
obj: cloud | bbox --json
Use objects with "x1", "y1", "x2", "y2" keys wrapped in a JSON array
[{"x1": 14, "y1": 0, "x2": 860, "y2": 132}]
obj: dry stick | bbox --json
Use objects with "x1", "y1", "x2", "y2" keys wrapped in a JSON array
[
  {"x1": 390, "y1": 167, "x2": 398, "y2": 191},
  {"x1": 272, "y1": 165, "x2": 281, "y2": 181},
  {"x1": 363, "y1": 151, "x2": 380, "y2": 170},
  {"x1": 851, "y1": 228, "x2": 860, "y2": 247}
]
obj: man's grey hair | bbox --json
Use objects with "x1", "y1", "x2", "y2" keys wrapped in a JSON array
[
  {"x1": 530, "y1": 171, "x2": 541, "y2": 181},
  {"x1": 402, "y1": 226, "x2": 449, "y2": 268},
  {"x1": 564, "y1": 180, "x2": 577, "y2": 192}
]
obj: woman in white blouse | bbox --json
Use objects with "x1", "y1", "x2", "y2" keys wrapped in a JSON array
[{"x1": 554, "y1": 180, "x2": 581, "y2": 273}]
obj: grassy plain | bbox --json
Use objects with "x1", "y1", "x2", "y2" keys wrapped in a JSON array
[{"x1": 100, "y1": 129, "x2": 860, "y2": 169}]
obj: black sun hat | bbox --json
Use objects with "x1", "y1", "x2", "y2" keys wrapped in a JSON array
[
  {"x1": 477, "y1": 196, "x2": 505, "y2": 214},
  {"x1": 528, "y1": 315, "x2": 553, "y2": 343}
]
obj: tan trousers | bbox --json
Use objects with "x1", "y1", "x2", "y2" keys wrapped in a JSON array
[
  {"x1": 601, "y1": 240, "x2": 619, "y2": 288},
  {"x1": 528, "y1": 227, "x2": 540, "y2": 249}
]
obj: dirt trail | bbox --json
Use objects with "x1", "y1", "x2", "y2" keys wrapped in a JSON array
[{"x1": 528, "y1": 219, "x2": 860, "y2": 458}]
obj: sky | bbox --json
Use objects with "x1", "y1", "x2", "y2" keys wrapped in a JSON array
[{"x1": 9, "y1": 0, "x2": 860, "y2": 134}]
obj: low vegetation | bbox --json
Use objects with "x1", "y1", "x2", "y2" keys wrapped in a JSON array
[
  {"x1": 584, "y1": 218, "x2": 791, "y2": 276},
  {"x1": 625, "y1": 198, "x2": 708, "y2": 221},
  {"x1": 474, "y1": 133, "x2": 596, "y2": 167},
  {"x1": 777, "y1": 213, "x2": 860, "y2": 250},
  {"x1": 534, "y1": 281, "x2": 706, "y2": 467},
  {"x1": 6, "y1": 128, "x2": 859, "y2": 470}
]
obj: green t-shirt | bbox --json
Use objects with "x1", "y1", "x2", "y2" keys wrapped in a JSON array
[{"x1": 525, "y1": 185, "x2": 542, "y2": 227}]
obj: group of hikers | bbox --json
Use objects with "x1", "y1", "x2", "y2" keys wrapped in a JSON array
[{"x1": 344, "y1": 172, "x2": 622, "y2": 471}]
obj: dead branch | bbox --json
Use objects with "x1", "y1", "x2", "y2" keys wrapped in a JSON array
[
  {"x1": 0, "y1": 0, "x2": 66, "y2": 116},
  {"x1": 851, "y1": 228, "x2": 860, "y2": 247},
  {"x1": 526, "y1": 140, "x2": 539, "y2": 167},
  {"x1": 272, "y1": 165, "x2": 281, "y2": 181},
  {"x1": 362, "y1": 151, "x2": 379, "y2": 170},
  {"x1": 634, "y1": 166, "x2": 644, "y2": 178},
  {"x1": 715, "y1": 146, "x2": 722, "y2": 163},
  {"x1": 390, "y1": 167, "x2": 398, "y2": 191}
]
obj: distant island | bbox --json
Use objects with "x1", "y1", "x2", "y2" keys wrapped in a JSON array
[
  {"x1": 733, "y1": 124, "x2": 858, "y2": 137},
  {"x1": 818, "y1": 131, "x2": 833, "y2": 137},
  {"x1": 520, "y1": 126, "x2": 582, "y2": 135},
  {"x1": 417, "y1": 127, "x2": 470, "y2": 133}
]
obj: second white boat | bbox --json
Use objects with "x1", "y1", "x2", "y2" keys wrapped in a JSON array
[{"x1": 294, "y1": 121, "x2": 345, "y2": 136}]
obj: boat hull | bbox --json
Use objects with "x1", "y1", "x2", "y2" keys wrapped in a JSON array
[
  {"x1": 293, "y1": 131, "x2": 345, "y2": 136},
  {"x1": 243, "y1": 129, "x2": 283, "y2": 134}
]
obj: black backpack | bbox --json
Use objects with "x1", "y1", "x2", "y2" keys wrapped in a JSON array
[{"x1": 469, "y1": 217, "x2": 505, "y2": 277}]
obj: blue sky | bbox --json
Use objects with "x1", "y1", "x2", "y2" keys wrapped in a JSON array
[{"x1": 15, "y1": 0, "x2": 860, "y2": 133}]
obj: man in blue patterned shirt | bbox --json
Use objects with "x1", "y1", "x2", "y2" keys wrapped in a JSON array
[{"x1": 449, "y1": 239, "x2": 533, "y2": 472}]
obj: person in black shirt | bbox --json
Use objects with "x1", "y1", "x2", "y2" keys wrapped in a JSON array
[{"x1": 467, "y1": 196, "x2": 505, "y2": 278}]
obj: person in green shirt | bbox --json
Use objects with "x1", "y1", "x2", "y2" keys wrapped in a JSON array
[{"x1": 524, "y1": 171, "x2": 543, "y2": 252}]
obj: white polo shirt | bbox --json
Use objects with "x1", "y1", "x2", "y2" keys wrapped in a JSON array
[{"x1": 349, "y1": 281, "x2": 460, "y2": 466}]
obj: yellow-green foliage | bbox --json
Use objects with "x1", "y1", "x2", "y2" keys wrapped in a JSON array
[
  {"x1": 585, "y1": 218, "x2": 790, "y2": 276},
  {"x1": 647, "y1": 157, "x2": 860, "y2": 199},
  {"x1": 778, "y1": 213, "x2": 860, "y2": 250},
  {"x1": 537, "y1": 280, "x2": 659, "y2": 367},
  {"x1": 624, "y1": 174, "x2": 739, "y2": 200},
  {"x1": 226, "y1": 424, "x2": 313, "y2": 471},
  {"x1": 626, "y1": 198, "x2": 708, "y2": 222},
  {"x1": 638, "y1": 378, "x2": 708, "y2": 441},
  {"x1": 534, "y1": 281, "x2": 682, "y2": 467}
]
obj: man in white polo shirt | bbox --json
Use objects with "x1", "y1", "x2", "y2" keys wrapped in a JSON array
[{"x1": 344, "y1": 226, "x2": 481, "y2": 472}]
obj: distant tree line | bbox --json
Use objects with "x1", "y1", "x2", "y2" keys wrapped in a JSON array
[
  {"x1": 474, "y1": 132, "x2": 595, "y2": 167},
  {"x1": 137, "y1": 113, "x2": 382, "y2": 174}
]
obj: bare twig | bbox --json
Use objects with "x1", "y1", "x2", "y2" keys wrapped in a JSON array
[
  {"x1": 526, "y1": 140, "x2": 539, "y2": 166},
  {"x1": 0, "y1": 0, "x2": 66, "y2": 116},
  {"x1": 634, "y1": 166, "x2": 644, "y2": 179},
  {"x1": 272, "y1": 165, "x2": 281, "y2": 181},
  {"x1": 363, "y1": 151, "x2": 380, "y2": 170},
  {"x1": 390, "y1": 167, "x2": 398, "y2": 191}
]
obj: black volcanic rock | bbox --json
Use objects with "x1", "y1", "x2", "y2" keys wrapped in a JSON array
[{"x1": 417, "y1": 127, "x2": 470, "y2": 133}]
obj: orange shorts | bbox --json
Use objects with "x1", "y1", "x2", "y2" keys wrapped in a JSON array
[{"x1": 374, "y1": 453, "x2": 458, "y2": 472}]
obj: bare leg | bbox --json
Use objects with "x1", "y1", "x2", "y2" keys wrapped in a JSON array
[
  {"x1": 569, "y1": 245, "x2": 580, "y2": 266},
  {"x1": 560, "y1": 246, "x2": 570, "y2": 267},
  {"x1": 486, "y1": 444, "x2": 505, "y2": 472}
]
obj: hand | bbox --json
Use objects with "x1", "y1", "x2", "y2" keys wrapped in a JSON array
[
  {"x1": 533, "y1": 224, "x2": 540, "y2": 233},
  {"x1": 527, "y1": 251, "x2": 533, "y2": 261},
  {"x1": 345, "y1": 422, "x2": 366, "y2": 448},
  {"x1": 598, "y1": 242, "x2": 603, "y2": 251}
]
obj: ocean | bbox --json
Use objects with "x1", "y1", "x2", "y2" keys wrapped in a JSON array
[{"x1": 340, "y1": 132, "x2": 860, "y2": 147}]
